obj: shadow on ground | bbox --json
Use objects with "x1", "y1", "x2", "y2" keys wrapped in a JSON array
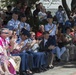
[
  {"x1": 54, "y1": 61, "x2": 76, "y2": 68},
  {"x1": 62, "y1": 61, "x2": 76, "y2": 68}
]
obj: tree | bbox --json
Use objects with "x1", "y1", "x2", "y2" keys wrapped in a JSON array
[
  {"x1": 1, "y1": 0, "x2": 39, "y2": 8},
  {"x1": 1, "y1": 0, "x2": 17, "y2": 8},
  {"x1": 62, "y1": 0, "x2": 71, "y2": 18},
  {"x1": 71, "y1": 0, "x2": 76, "y2": 11},
  {"x1": 62, "y1": 0, "x2": 76, "y2": 18}
]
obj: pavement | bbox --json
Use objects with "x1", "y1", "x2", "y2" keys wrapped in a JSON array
[{"x1": 34, "y1": 61, "x2": 76, "y2": 75}]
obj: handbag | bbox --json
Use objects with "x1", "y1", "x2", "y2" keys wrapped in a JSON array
[{"x1": 11, "y1": 49, "x2": 20, "y2": 54}]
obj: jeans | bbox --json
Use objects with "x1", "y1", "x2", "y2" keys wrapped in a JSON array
[
  {"x1": 56, "y1": 46, "x2": 66, "y2": 59},
  {"x1": 33, "y1": 52, "x2": 46, "y2": 68},
  {"x1": 11, "y1": 52, "x2": 29, "y2": 71}
]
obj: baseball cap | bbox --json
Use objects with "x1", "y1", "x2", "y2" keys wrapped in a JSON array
[
  {"x1": 21, "y1": 28, "x2": 30, "y2": 38},
  {"x1": 47, "y1": 15, "x2": 53, "y2": 19}
]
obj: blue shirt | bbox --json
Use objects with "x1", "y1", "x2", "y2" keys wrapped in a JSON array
[
  {"x1": 7, "y1": 19, "x2": 20, "y2": 35},
  {"x1": 20, "y1": 22, "x2": 30, "y2": 31},
  {"x1": 56, "y1": 10, "x2": 66, "y2": 24},
  {"x1": 65, "y1": 20, "x2": 72, "y2": 27},
  {"x1": 18, "y1": 38, "x2": 29, "y2": 53},
  {"x1": 7, "y1": 19, "x2": 20, "y2": 29},
  {"x1": 45, "y1": 23, "x2": 56, "y2": 36}
]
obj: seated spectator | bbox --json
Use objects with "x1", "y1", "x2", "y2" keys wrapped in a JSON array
[
  {"x1": 33, "y1": 4, "x2": 40, "y2": 19},
  {"x1": 38, "y1": 6, "x2": 47, "y2": 23},
  {"x1": 65, "y1": 17, "x2": 74, "y2": 28},
  {"x1": 19, "y1": 14, "x2": 30, "y2": 32},
  {"x1": 30, "y1": 32, "x2": 39, "y2": 52},
  {"x1": 20, "y1": 3, "x2": 27, "y2": 14},
  {"x1": 0, "y1": 13, "x2": 7, "y2": 27},
  {"x1": 25, "y1": 6, "x2": 34, "y2": 28},
  {"x1": 5, "y1": 29, "x2": 21, "y2": 74},
  {"x1": 65, "y1": 27, "x2": 73, "y2": 47},
  {"x1": 39, "y1": 2, "x2": 43, "y2": 10},
  {"x1": 33, "y1": 4, "x2": 41, "y2": 30},
  {"x1": 64, "y1": 27, "x2": 75, "y2": 61},
  {"x1": 7, "y1": 12, "x2": 20, "y2": 35},
  {"x1": 13, "y1": 1, "x2": 21, "y2": 14},
  {"x1": 10, "y1": 29, "x2": 33, "y2": 74},
  {"x1": 0, "y1": 28, "x2": 16, "y2": 75},
  {"x1": 56, "y1": 27, "x2": 66, "y2": 60},
  {"x1": 30, "y1": 32, "x2": 46, "y2": 72},
  {"x1": 5, "y1": 5, "x2": 12, "y2": 22},
  {"x1": 45, "y1": 15, "x2": 57, "y2": 46},
  {"x1": 39, "y1": 31, "x2": 56, "y2": 68},
  {"x1": 56, "y1": 5, "x2": 66, "y2": 33},
  {"x1": 36, "y1": 25, "x2": 44, "y2": 40}
]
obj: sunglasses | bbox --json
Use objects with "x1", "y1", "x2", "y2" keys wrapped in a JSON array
[{"x1": 2, "y1": 32, "x2": 8, "y2": 34}]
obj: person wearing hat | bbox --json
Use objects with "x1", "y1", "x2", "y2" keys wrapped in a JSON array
[
  {"x1": 18, "y1": 29, "x2": 33, "y2": 74},
  {"x1": 45, "y1": 15, "x2": 57, "y2": 68},
  {"x1": 10, "y1": 29, "x2": 32, "y2": 75},
  {"x1": 56, "y1": 5, "x2": 66, "y2": 33},
  {"x1": 45, "y1": 15, "x2": 57, "y2": 45},
  {"x1": 21, "y1": 28, "x2": 31, "y2": 38}
]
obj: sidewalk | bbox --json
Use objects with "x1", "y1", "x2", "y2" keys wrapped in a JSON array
[{"x1": 34, "y1": 62, "x2": 76, "y2": 75}]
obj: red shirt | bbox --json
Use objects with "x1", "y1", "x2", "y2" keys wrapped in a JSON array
[
  {"x1": 70, "y1": 32, "x2": 76, "y2": 43},
  {"x1": 36, "y1": 31, "x2": 43, "y2": 39}
]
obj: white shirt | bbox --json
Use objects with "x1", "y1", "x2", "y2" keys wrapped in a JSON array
[
  {"x1": 45, "y1": 23, "x2": 56, "y2": 36},
  {"x1": 44, "y1": 39, "x2": 48, "y2": 46},
  {"x1": 6, "y1": 37, "x2": 10, "y2": 43},
  {"x1": 38, "y1": 11, "x2": 47, "y2": 21}
]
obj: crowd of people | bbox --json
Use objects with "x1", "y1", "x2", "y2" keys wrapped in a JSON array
[{"x1": 0, "y1": 1, "x2": 76, "y2": 75}]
